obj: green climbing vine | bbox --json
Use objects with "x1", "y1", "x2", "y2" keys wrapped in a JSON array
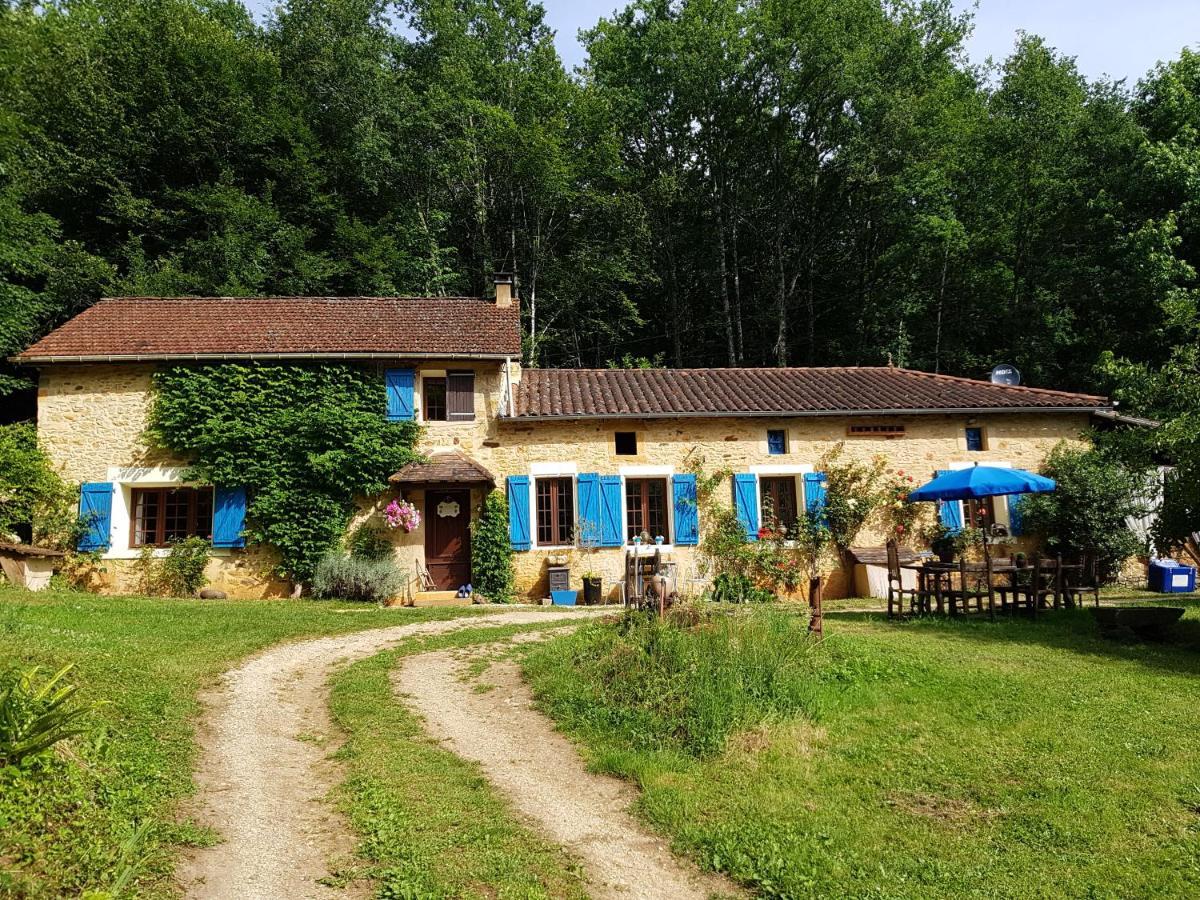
[{"x1": 147, "y1": 364, "x2": 420, "y2": 584}]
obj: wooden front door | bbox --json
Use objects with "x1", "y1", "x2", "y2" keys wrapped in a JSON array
[{"x1": 424, "y1": 489, "x2": 471, "y2": 591}]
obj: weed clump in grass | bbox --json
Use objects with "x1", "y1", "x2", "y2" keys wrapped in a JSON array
[{"x1": 525, "y1": 606, "x2": 824, "y2": 758}]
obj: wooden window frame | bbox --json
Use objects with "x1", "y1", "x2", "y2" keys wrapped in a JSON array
[
  {"x1": 535, "y1": 477, "x2": 574, "y2": 546},
  {"x1": 130, "y1": 486, "x2": 214, "y2": 548},
  {"x1": 964, "y1": 495, "x2": 995, "y2": 529},
  {"x1": 423, "y1": 377, "x2": 448, "y2": 421},
  {"x1": 422, "y1": 372, "x2": 475, "y2": 422},
  {"x1": 624, "y1": 477, "x2": 669, "y2": 543},
  {"x1": 759, "y1": 476, "x2": 799, "y2": 533}
]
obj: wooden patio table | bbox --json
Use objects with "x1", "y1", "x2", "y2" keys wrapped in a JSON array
[{"x1": 900, "y1": 559, "x2": 1083, "y2": 615}]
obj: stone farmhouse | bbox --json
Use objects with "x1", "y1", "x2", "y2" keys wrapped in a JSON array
[{"x1": 13, "y1": 277, "x2": 1121, "y2": 601}]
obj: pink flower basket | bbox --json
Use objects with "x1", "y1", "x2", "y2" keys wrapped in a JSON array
[{"x1": 385, "y1": 499, "x2": 421, "y2": 533}]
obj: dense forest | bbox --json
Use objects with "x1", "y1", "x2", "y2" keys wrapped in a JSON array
[{"x1": 0, "y1": 0, "x2": 1198, "y2": 415}]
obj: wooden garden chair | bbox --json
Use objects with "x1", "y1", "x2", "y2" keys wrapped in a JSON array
[
  {"x1": 886, "y1": 540, "x2": 922, "y2": 618},
  {"x1": 1062, "y1": 551, "x2": 1101, "y2": 608},
  {"x1": 949, "y1": 557, "x2": 989, "y2": 616}
]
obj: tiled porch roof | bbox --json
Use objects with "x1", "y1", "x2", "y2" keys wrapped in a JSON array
[
  {"x1": 13, "y1": 296, "x2": 521, "y2": 362},
  {"x1": 509, "y1": 367, "x2": 1111, "y2": 419},
  {"x1": 390, "y1": 450, "x2": 495, "y2": 485}
]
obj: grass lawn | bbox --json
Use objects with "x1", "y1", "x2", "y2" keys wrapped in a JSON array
[
  {"x1": 328, "y1": 624, "x2": 590, "y2": 899},
  {"x1": 524, "y1": 598, "x2": 1200, "y2": 898},
  {"x1": 0, "y1": 585, "x2": 491, "y2": 899}
]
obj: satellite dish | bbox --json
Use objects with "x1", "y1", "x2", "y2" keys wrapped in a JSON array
[{"x1": 990, "y1": 363, "x2": 1021, "y2": 386}]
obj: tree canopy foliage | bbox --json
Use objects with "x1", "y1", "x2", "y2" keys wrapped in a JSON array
[{"x1": 1, "y1": 2, "x2": 1197, "y2": 426}]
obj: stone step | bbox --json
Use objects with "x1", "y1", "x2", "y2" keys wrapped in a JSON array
[{"x1": 412, "y1": 590, "x2": 474, "y2": 608}]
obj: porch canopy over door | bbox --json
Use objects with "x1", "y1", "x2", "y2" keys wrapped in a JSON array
[{"x1": 389, "y1": 450, "x2": 496, "y2": 592}]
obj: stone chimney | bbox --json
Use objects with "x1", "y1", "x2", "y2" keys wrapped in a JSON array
[{"x1": 492, "y1": 271, "x2": 515, "y2": 308}]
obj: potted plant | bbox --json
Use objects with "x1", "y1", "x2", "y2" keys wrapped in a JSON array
[
  {"x1": 577, "y1": 521, "x2": 604, "y2": 606},
  {"x1": 924, "y1": 521, "x2": 958, "y2": 563},
  {"x1": 924, "y1": 522, "x2": 982, "y2": 563}
]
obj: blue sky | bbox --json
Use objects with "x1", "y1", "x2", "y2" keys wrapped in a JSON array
[{"x1": 247, "y1": 0, "x2": 1200, "y2": 83}]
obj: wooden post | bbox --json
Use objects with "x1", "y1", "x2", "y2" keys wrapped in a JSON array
[{"x1": 808, "y1": 576, "x2": 823, "y2": 636}]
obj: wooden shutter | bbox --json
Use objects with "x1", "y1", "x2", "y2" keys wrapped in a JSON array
[
  {"x1": 936, "y1": 471, "x2": 964, "y2": 530},
  {"x1": 507, "y1": 476, "x2": 531, "y2": 551},
  {"x1": 672, "y1": 474, "x2": 698, "y2": 546},
  {"x1": 732, "y1": 473, "x2": 758, "y2": 541},
  {"x1": 803, "y1": 472, "x2": 828, "y2": 521},
  {"x1": 385, "y1": 368, "x2": 415, "y2": 421},
  {"x1": 78, "y1": 482, "x2": 114, "y2": 552},
  {"x1": 447, "y1": 371, "x2": 475, "y2": 421},
  {"x1": 599, "y1": 475, "x2": 623, "y2": 546},
  {"x1": 213, "y1": 486, "x2": 247, "y2": 548},
  {"x1": 1007, "y1": 495, "x2": 1024, "y2": 536},
  {"x1": 576, "y1": 473, "x2": 601, "y2": 546}
]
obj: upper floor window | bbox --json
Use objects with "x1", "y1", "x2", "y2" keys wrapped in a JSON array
[
  {"x1": 615, "y1": 431, "x2": 638, "y2": 455},
  {"x1": 767, "y1": 429, "x2": 787, "y2": 455},
  {"x1": 132, "y1": 486, "x2": 213, "y2": 548},
  {"x1": 965, "y1": 426, "x2": 985, "y2": 452},
  {"x1": 423, "y1": 371, "x2": 475, "y2": 422},
  {"x1": 625, "y1": 477, "x2": 668, "y2": 543},
  {"x1": 535, "y1": 477, "x2": 574, "y2": 546}
]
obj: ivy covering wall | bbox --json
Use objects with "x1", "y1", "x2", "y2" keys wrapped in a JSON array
[{"x1": 147, "y1": 364, "x2": 420, "y2": 584}]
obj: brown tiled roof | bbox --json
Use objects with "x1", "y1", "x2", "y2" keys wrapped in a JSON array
[
  {"x1": 13, "y1": 296, "x2": 521, "y2": 361},
  {"x1": 390, "y1": 450, "x2": 496, "y2": 485},
  {"x1": 510, "y1": 367, "x2": 1111, "y2": 419}
]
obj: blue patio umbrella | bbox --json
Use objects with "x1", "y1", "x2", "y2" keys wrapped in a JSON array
[{"x1": 906, "y1": 465, "x2": 1056, "y2": 502}]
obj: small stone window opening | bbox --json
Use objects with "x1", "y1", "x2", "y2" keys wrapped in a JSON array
[
  {"x1": 767, "y1": 429, "x2": 787, "y2": 455},
  {"x1": 614, "y1": 431, "x2": 638, "y2": 456},
  {"x1": 965, "y1": 426, "x2": 986, "y2": 452}
]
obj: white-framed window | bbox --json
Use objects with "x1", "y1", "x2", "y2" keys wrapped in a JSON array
[
  {"x1": 535, "y1": 476, "x2": 575, "y2": 546},
  {"x1": 104, "y1": 466, "x2": 226, "y2": 559},
  {"x1": 619, "y1": 465, "x2": 678, "y2": 547},
  {"x1": 530, "y1": 462, "x2": 577, "y2": 548}
]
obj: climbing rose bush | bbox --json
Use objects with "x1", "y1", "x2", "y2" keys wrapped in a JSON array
[{"x1": 385, "y1": 499, "x2": 421, "y2": 532}]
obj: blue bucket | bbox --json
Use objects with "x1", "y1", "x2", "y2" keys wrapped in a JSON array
[{"x1": 550, "y1": 589, "x2": 578, "y2": 606}]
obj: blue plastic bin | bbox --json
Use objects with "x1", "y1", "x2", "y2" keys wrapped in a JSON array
[
  {"x1": 1148, "y1": 559, "x2": 1196, "y2": 593},
  {"x1": 550, "y1": 589, "x2": 578, "y2": 606}
]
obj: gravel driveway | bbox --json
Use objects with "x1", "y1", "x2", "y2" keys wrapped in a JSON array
[
  {"x1": 176, "y1": 607, "x2": 602, "y2": 900},
  {"x1": 397, "y1": 638, "x2": 740, "y2": 900}
]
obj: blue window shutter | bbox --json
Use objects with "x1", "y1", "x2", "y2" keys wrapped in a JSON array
[
  {"x1": 212, "y1": 486, "x2": 247, "y2": 548},
  {"x1": 965, "y1": 427, "x2": 984, "y2": 452},
  {"x1": 576, "y1": 473, "x2": 601, "y2": 546},
  {"x1": 78, "y1": 482, "x2": 113, "y2": 552},
  {"x1": 385, "y1": 368, "x2": 415, "y2": 421},
  {"x1": 672, "y1": 474, "x2": 698, "y2": 546},
  {"x1": 767, "y1": 429, "x2": 786, "y2": 455},
  {"x1": 732, "y1": 473, "x2": 758, "y2": 541},
  {"x1": 803, "y1": 472, "x2": 828, "y2": 520},
  {"x1": 599, "y1": 476, "x2": 624, "y2": 546},
  {"x1": 507, "y1": 476, "x2": 531, "y2": 551},
  {"x1": 936, "y1": 471, "x2": 964, "y2": 530},
  {"x1": 1007, "y1": 495, "x2": 1024, "y2": 536}
]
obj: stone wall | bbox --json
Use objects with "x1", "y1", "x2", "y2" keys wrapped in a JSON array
[{"x1": 36, "y1": 361, "x2": 1093, "y2": 601}]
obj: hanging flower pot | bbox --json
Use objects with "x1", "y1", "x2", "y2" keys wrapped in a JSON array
[{"x1": 384, "y1": 499, "x2": 421, "y2": 533}]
